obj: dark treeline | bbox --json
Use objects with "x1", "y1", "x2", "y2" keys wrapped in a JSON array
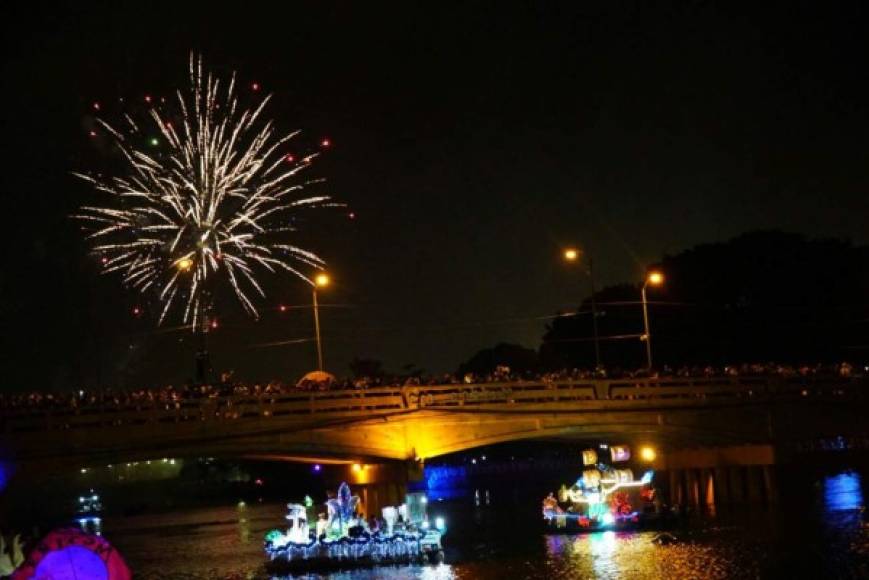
[{"x1": 460, "y1": 231, "x2": 869, "y2": 374}]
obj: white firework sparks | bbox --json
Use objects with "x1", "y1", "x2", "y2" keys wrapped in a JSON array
[{"x1": 75, "y1": 55, "x2": 337, "y2": 328}]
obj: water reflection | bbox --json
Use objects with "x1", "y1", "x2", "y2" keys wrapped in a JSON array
[
  {"x1": 823, "y1": 472, "x2": 864, "y2": 512},
  {"x1": 587, "y1": 531, "x2": 618, "y2": 577},
  {"x1": 545, "y1": 531, "x2": 637, "y2": 579},
  {"x1": 77, "y1": 517, "x2": 102, "y2": 536},
  {"x1": 279, "y1": 564, "x2": 456, "y2": 580},
  {"x1": 236, "y1": 500, "x2": 255, "y2": 544},
  {"x1": 99, "y1": 469, "x2": 869, "y2": 579},
  {"x1": 544, "y1": 528, "x2": 768, "y2": 579}
]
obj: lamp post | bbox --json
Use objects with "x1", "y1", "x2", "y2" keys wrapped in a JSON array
[
  {"x1": 641, "y1": 270, "x2": 664, "y2": 370},
  {"x1": 312, "y1": 272, "x2": 330, "y2": 371},
  {"x1": 175, "y1": 256, "x2": 213, "y2": 383},
  {"x1": 563, "y1": 248, "x2": 601, "y2": 370}
]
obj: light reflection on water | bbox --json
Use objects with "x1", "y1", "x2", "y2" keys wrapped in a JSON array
[
  {"x1": 824, "y1": 472, "x2": 864, "y2": 512},
  {"x1": 543, "y1": 529, "x2": 761, "y2": 580},
  {"x1": 588, "y1": 530, "x2": 618, "y2": 577},
  {"x1": 282, "y1": 565, "x2": 457, "y2": 580},
  {"x1": 102, "y1": 470, "x2": 869, "y2": 580}
]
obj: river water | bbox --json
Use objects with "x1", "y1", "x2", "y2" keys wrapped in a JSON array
[{"x1": 100, "y1": 468, "x2": 869, "y2": 579}]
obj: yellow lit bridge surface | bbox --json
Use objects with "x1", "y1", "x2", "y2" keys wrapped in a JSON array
[{"x1": 3, "y1": 376, "x2": 867, "y2": 470}]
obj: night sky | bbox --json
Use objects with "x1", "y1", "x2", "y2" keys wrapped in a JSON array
[{"x1": 1, "y1": 2, "x2": 867, "y2": 389}]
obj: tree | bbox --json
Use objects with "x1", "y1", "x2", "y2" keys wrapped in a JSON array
[
  {"x1": 541, "y1": 231, "x2": 869, "y2": 369},
  {"x1": 458, "y1": 342, "x2": 539, "y2": 375},
  {"x1": 348, "y1": 357, "x2": 385, "y2": 379}
]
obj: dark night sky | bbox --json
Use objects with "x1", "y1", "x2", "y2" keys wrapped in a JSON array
[{"x1": 1, "y1": 2, "x2": 868, "y2": 389}]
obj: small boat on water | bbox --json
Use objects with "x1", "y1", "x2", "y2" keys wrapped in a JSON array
[
  {"x1": 264, "y1": 482, "x2": 446, "y2": 572},
  {"x1": 75, "y1": 489, "x2": 103, "y2": 535},
  {"x1": 542, "y1": 444, "x2": 666, "y2": 532}
]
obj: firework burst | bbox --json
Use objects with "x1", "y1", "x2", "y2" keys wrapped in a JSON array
[{"x1": 75, "y1": 55, "x2": 338, "y2": 329}]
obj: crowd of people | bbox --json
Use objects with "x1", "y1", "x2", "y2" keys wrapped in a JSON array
[{"x1": 0, "y1": 361, "x2": 860, "y2": 415}]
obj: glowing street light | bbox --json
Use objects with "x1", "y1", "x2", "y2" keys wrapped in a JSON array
[
  {"x1": 562, "y1": 246, "x2": 602, "y2": 370},
  {"x1": 647, "y1": 271, "x2": 664, "y2": 286},
  {"x1": 641, "y1": 270, "x2": 665, "y2": 369},
  {"x1": 177, "y1": 258, "x2": 193, "y2": 272},
  {"x1": 639, "y1": 446, "x2": 657, "y2": 462},
  {"x1": 312, "y1": 272, "x2": 330, "y2": 371}
]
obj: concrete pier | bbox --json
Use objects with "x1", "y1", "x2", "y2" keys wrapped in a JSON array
[
  {"x1": 325, "y1": 460, "x2": 424, "y2": 518},
  {"x1": 659, "y1": 445, "x2": 778, "y2": 506}
]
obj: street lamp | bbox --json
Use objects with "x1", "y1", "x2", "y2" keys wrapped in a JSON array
[
  {"x1": 641, "y1": 270, "x2": 664, "y2": 370},
  {"x1": 174, "y1": 256, "x2": 214, "y2": 381},
  {"x1": 312, "y1": 272, "x2": 330, "y2": 371},
  {"x1": 563, "y1": 247, "x2": 601, "y2": 371}
]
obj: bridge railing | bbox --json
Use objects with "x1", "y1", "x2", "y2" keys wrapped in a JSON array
[
  {"x1": 1, "y1": 376, "x2": 862, "y2": 434},
  {"x1": 0, "y1": 385, "x2": 409, "y2": 433},
  {"x1": 406, "y1": 375, "x2": 859, "y2": 408}
]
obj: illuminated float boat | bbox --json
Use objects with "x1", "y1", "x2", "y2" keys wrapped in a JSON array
[
  {"x1": 75, "y1": 489, "x2": 103, "y2": 535},
  {"x1": 542, "y1": 445, "x2": 660, "y2": 532},
  {"x1": 264, "y1": 482, "x2": 446, "y2": 571}
]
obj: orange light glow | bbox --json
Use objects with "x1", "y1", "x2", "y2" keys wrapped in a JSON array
[
  {"x1": 646, "y1": 271, "x2": 664, "y2": 286},
  {"x1": 563, "y1": 248, "x2": 579, "y2": 262},
  {"x1": 640, "y1": 446, "x2": 657, "y2": 462},
  {"x1": 314, "y1": 273, "x2": 330, "y2": 288}
]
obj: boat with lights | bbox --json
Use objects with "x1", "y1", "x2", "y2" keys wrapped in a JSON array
[
  {"x1": 264, "y1": 482, "x2": 446, "y2": 572},
  {"x1": 542, "y1": 444, "x2": 664, "y2": 532},
  {"x1": 74, "y1": 489, "x2": 103, "y2": 535}
]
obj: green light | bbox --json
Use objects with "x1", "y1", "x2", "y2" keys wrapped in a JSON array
[{"x1": 149, "y1": 137, "x2": 159, "y2": 146}]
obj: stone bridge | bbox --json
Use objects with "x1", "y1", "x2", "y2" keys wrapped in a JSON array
[{"x1": 3, "y1": 376, "x2": 866, "y2": 472}]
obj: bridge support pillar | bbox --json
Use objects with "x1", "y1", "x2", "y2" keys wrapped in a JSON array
[
  {"x1": 702, "y1": 468, "x2": 716, "y2": 508},
  {"x1": 746, "y1": 466, "x2": 765, "y2": 503},
  {"x1": 328, "y1": 460, "x2": 424, "y2": 519},
  {"x1": 728, "y1": 466, "x2": 746, "y2": 503},
  {"x1": 668, "y1": 469, "x2": 683, "y2": 506},
  {"x1": 658, "y1": 444, "x2": 777, "y2": 506},
  {"x1": 763, "y1": 465, "x2": 777, "y2": 503},
  {"x1": 714, "y1": 467, "x2": 730, "y2": 505},
  {"x1": 359, "y1": 482, "x2": 406, "y2": 520},
  {"x1": 686, "y1": 469, "x2": 700, "y2": 507}
]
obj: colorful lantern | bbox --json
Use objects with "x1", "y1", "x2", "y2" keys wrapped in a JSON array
[
  {"x1": 612, "y1": 468, "x2": 634, "y2": 483},
  {"x1": 610, "y1": 445, "x2": 631, "y2": 462},
  {"x1": 582, "y1": 469, "x2": 601, "y2": 488}
]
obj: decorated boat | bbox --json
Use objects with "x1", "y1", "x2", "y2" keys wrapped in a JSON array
[
  {"x1": 265, "y1": 482, "x2": 446, "y2": 571},
  {"x1": 75, "y1": 489, "x2": 103, "y2": 535},
  {"x1": 542, "y1": 444, "x2": 661, "y2": 532}
]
